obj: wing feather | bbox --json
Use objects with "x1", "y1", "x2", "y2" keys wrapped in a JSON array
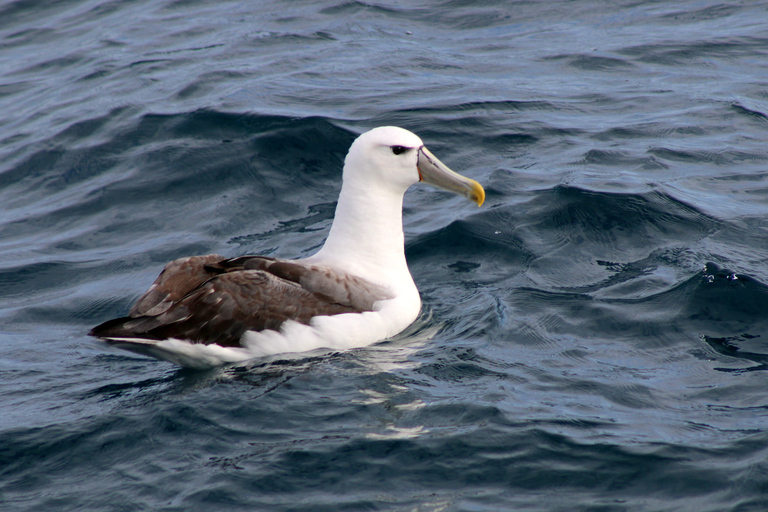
[
  {"x1": 129, "y1": 254, "x2": 225, "y2": 317},
  {"x1": 239, "y1": 256, "x2": 394, "y2": 310},
  {"x1": 90, "y1": 254, "x2": 392, "y2": 347}
]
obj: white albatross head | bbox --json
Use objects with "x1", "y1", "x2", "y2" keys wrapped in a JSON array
[
  {"x1": 343, "y1": 126, "x2": 485, "y2": 206},
  {"x1": 310, "y1": 125, "x2": 485, "y2": 276}
]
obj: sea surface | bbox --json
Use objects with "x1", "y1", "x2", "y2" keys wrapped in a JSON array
[{"x1": 2, "y1": 1, "x2": 768, "y2": 510}]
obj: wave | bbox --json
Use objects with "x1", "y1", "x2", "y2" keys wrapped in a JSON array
[{"x1": 405, "y1": 184, "x2": 768, "y2": 356}]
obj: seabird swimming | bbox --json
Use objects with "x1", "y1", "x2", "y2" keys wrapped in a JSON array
[{"x1": 89, "y1": 126, "x2": 485, "y2": 368}]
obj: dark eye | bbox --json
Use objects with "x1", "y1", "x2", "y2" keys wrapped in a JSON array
[{"x1": 391, "y1": 145, "x2": 409, "y2": 155}]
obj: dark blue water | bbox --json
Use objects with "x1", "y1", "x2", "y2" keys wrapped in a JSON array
[{"x1": 2, "y1": 1, "x2": 768, "y2": 510}]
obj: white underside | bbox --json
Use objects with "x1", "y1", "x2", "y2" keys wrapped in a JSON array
[{"x1": 107, "y1": 287, "x2": 421, "y2": 370}]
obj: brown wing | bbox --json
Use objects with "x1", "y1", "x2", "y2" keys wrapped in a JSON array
[
  {"x1": 129, "y1": 254, "x2": 225, "y2": 317},
  {"x1": 238, "y1": 256, "x2": 394, "y2": 311},
  {"x1": 91, "y1": 270, "x2": 359, "y2": 346},
  {"x1": 141, "y1": 254, "x2": 394, "y2": 311},
  {"x1": 90, "y1": 254, "x2": 390, "y2": 347}
]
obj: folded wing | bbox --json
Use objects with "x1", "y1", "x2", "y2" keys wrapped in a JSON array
[{"x1": 89, "y1": 254, "x2": 393, "y2": 347}]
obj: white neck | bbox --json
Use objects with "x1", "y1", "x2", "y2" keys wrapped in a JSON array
[{"x1": 308, "y1": 177, "x2": 411, "y2": 286}]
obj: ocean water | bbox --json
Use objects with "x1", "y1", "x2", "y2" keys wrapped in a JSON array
[{"x1": 2, "y1": 0, "x2": 768, "y2": 510}]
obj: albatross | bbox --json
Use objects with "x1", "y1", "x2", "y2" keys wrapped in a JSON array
[{"x1": 90, "y1": 126, "x2": 485, "y2": 368}]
